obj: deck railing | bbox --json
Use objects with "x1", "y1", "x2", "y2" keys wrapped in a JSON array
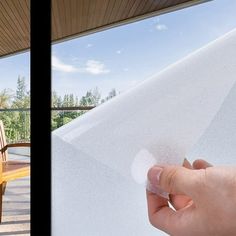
[
  {"x1": 51, "y1": 106, "x2": 95, "y2": 130},
  {"x1": 0, "y1": 106, "x2": 95, "y2": 142}
]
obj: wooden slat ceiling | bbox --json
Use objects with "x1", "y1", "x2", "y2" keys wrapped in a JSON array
[
  {"x1": 0, "y1": 0, "x2": 209, "y2": 59},
  {"x1": 0, "y1": 0, "x2": 30, "y2": 58}
]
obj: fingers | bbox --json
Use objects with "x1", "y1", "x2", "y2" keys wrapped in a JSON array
[
  {"x1": 169, "y1": 194, "x2": 193, "y2": 210},
  {"x1": 146, "y1": 189, "x2": 169, "y2": 219},
  {"x1": 146, "y1": 190, "x2": 180, "y2": 234},
  {"x1": 193, "y1": 159, "x2": 213, "y2": 169},
  {"x1": 147, "y1": 165, "x2": 203, "y2": 198},
  {"x1": 169, "y1": 158, "x2": 193, "y2": 210},
  {"x1": 146, "y1": 158, "x2": 213, "y2": 234}
]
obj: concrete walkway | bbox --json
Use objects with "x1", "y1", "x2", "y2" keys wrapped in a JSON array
[{"x1": 0, "y1": 154, "x2": 30, "y2": 236}]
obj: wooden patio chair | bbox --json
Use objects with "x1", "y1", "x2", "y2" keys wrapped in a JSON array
[{"x1": 0, "y1": 120, "x2": 30, "y2": 223}]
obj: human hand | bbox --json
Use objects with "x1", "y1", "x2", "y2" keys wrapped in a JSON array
[{"x1": 146, "y1": 159, "x2": 236, "y2": 236}]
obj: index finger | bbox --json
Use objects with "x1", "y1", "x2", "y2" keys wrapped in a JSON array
[{"x1": 146, "y1": 189, "x2": 178, "y2": 234}]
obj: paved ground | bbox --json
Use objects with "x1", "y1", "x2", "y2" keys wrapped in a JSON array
[{"x1": 0, "y1": 154, "x2": 30, "y2": 236}]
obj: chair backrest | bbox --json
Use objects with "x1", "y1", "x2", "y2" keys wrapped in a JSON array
[
  {"x1": 0, "y1": 120, "x2": 8, "y2": 161},
  {"x1": 0, "y1": 160, "x2": 2, "y2": 184}
]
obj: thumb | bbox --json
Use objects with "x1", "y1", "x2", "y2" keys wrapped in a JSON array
[{"x1": 147, "y1": 165, "x2": 204, "y2": 197}]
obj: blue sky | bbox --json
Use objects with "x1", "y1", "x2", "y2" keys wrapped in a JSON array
[{"x1": 1, "y1": 0, "x2": 236, "y2": 99}]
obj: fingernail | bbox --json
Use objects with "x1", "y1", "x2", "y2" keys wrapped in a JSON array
[
  {"x1": 146, "y1": 180, "x2": 156, "y2": 193},
  {"x1": 146, "y1": 167, "x2": 169, "y2": 199},
  {"x1": 146, "y1": 180, "x2": 169, "y2": 200},
  {"x1": 147, "y1": 166, "x2": 163, "y2": 185},
  {"x1": 183, "y1": 158, "x2": 192, "y2": 169}
]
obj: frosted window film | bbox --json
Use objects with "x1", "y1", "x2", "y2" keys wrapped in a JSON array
[
  {"x1": 188, "y1": 81, "x2": 236, "y2": 166},
  {"x1": 52, "y1": 29, "x2": 236, "y2": 236}
]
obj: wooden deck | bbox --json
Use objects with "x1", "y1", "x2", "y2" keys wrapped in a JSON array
[{"x1": 0, "y1": 153, "x2": 30, "y2": 235}]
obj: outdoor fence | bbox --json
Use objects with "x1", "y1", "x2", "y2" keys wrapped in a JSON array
[
  {"x1": 51, "y1": 106, "x2": 95, "y2": 131},
  {"x1": 0, "y1": 106, "x2": 95, "y2": 143}
]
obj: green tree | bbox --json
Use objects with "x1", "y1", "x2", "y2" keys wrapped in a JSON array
[
  {"x1": 0, "y1": 89, "x2": 16, "y2": 141},
  {"x1": 51, "y1": 88, "x2": 102, "y2": 130},
  {"x1": 80, "y1": 87, "x2": 101, "y2": 106},
  {"x1": 0, "y1": 77, "x2": 30, "y2": 142},
  {"x1": 52, "y1": 90, "x2": 59, "y2": 107},
  {"x1": 51, "y1": 91, "x2": 60, "y2": 130},
  {"x1": 51, "y1": 92, "x2": 81, "y2": 130},
  {"x1": 13, "y1": 76, "x2": 30, "y2": 108},
  {"x1": 0, "y1": 89, "x2": 13, "y2": 108},
  {"x1": 61, "y1": 93, "x2": 80, "y2": 125},
  {"x1": 92, "y1": 87, "x2": 101, "y2": 105},
  {"x1": 101, "y1": 88, "x2": 117, "y2": 103},
  {"x1": 69, "y1": 94, "x2": 74, "y2": 106},
  {"x1": 11, "y1": 76, "x2": 30, "y2": 141}
]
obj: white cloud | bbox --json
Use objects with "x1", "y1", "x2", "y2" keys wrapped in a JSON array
[
  {"x1": 52, "y1": 55, "x2": 110, "y2": 75},
  {"x1": 52, "y1": 55, "x2": 78, "y2": 73},
  {"x1": 85, "y1": 60, "x2": 110, "y2": 75},
  {"x1": 155, "y1": 24, "x2": 168, "y2": 31},
  {"x1": 116, "y1": 50, "x2": 122, "y2": 54}
]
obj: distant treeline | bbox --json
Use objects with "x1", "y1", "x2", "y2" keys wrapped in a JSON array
[
  {"x1": 51, "y1": 87, "x2": 117, "y2": 130},
  {"x1": 0, "y1": 76, "x2": 118, "y2": 141},
  {"x1": 0, "y1": 76, "x2": 30, "y2": 142}
]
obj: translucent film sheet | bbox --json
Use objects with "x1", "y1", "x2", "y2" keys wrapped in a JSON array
[{"x1": 52, "y1": 29, "x2": 236, "y2": 235}]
